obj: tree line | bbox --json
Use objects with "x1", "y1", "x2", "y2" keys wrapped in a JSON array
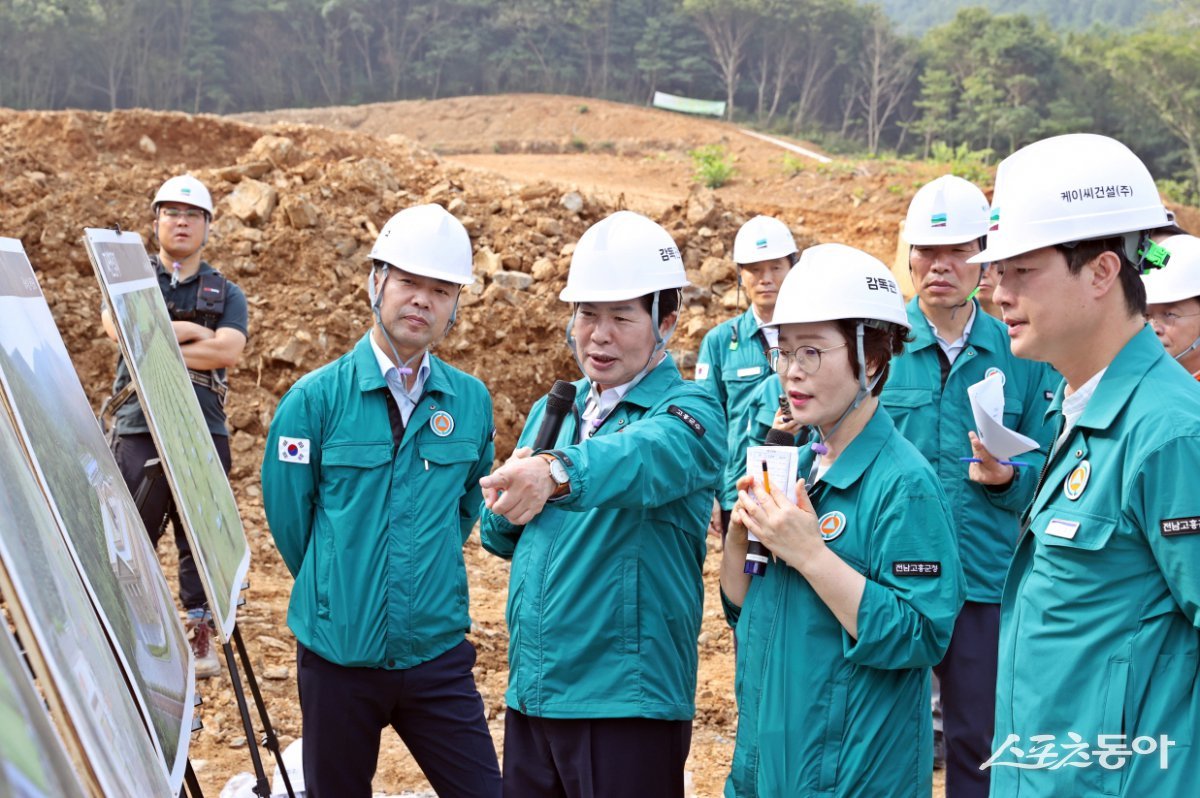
[{"x1": 2, "y1": 0, "x2": 1199, "y2": 200}]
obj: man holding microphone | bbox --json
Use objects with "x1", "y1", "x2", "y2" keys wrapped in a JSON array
[{"x1": 479, "y1": 210, "x2": 724, "y2": 798}]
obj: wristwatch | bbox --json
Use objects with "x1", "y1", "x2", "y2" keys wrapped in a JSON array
[{"x1": 538, "y1": 453, "x2": 570, "y2": 498}]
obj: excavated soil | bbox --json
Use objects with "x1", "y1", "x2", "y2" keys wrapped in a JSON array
[{"x1": 17, "y1": 93, "x2": 1196, "y2": 796}]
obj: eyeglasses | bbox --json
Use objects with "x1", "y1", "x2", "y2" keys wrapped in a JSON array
[
  {"x1": 767, "y1": 343, "x2": 847, "y2": 375},
  {"x1": 159, "y1": 207, "x2": 207, "y2": 220},
  {"x1": 1146, "y1": 310, "x2": 1200, "y2": 327}
]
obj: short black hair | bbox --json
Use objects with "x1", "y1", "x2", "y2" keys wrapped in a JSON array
[
  {"x1": 637, "y1": 288, "x2": 681, "y2": 319},
  {"x1": 1054, "y1": 237, "x2": 1145, "y2": 317},
  {"x1": 833, "y1": 320, "x2": 910, "y2": 396}
]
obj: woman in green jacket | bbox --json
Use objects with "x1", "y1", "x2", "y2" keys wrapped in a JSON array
[{"x1": 722, "y1": 243, "x2": 965, "y2": 797}]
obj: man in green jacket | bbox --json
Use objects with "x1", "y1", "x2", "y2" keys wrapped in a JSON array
[
  {"x1": 479, "y1": 211, "x2": 725, "y2": 798},
  {"x1": 973, "y1": 134, "x2": 1200, "y2": 796},
  {"x1": 881, "y1": 174, "x2": 1057, "y2": 796},
  {"x1": 262, "y1": 204, "x2": 500, "y2": 798},
  {"x1": 696, "y1": 215, "x2": 798, "y2": 538}
]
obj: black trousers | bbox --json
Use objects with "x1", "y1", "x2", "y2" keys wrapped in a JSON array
[
  {"x1": 113, "y1": 431, "x2": 231, "y2": 611},
  {"x1": 934, "y1": 601, "x2": 1001, "y2": 798},
  {"x1": 297, "y1": 639, "x2": 501, "y2": 798},
  {"x1": 503, "y1": 709, "x2": 692, "y2": 798}
]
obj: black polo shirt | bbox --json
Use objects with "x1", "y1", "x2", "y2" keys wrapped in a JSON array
[{"x1": 111, "y1": 257, "x2": 249, "y2": 437}]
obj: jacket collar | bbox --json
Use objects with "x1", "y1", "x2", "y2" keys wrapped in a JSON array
[
  {"x1": 739, "y1": 306, "x2": 763, "y2": 337},
  {"x1": 352, "y1": 333, "x2": 456, "y2": 398},
  {"x1": 151, "y1": 254, "x2": 215, "y2": 285},
  {"x1": 904, "y1": 295, "x2": 1002, "y2": 355},
  {"x1": 816, "y1": 404, "x2": 895, "y2": 491},
  {"x1": 1044, "y1": 324, "x2": 1162, "y2": 431},
  {"x1": 572, "y1": 353, "x2": 682, "y2": 412}
]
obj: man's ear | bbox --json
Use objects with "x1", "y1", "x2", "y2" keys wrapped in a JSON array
[
  {"x1": 659, "y1": 311, "x2": 679, "y2": 337},
  {"x1": 1087, "y1": 250, "x2": 1123, "y2": 299}
]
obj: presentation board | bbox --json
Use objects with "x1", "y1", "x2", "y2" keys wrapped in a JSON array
[
  {"x1": 0, "y1": 238, "x2": 193, "y2": 792},
  {"x1": 0, "y1": 622, "x2": 88, "y2": 798},
  {"x1": 84, "y1": 228, "x2": 251, "y2": 641},
  {"x1": 0, "y1": 394, "x2": 171, "y2": 795}
]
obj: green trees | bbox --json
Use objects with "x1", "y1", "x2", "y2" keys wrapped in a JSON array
[
  {"x1": 1108, "y1": 6, "x2": 1200, "y2": 193},
  {"x1": 0, "y1": 0, "x2": 1198, "y2": 200}
]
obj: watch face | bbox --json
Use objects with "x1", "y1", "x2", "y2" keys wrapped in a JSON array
[{"x1": 548, "y1": 458, "x2": 568, "y2": 484}]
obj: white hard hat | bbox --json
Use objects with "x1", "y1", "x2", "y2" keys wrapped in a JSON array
[
  {"x1": 368, "y1": 204, "x2": 475, "y2": 285},
  {"x1": 733, "y1": 215, "x2": 798, "y2": 264},
  {"x1": 1143, "y1": 234, "x2": 1200, "y2": 304},
  {"x1": 970, "y1": 134, "x2": 1169, "y2": 264},
  {"x1": 271, "y1": 739, "x2": 306, "y2": 797},
  {"x1": 560, "y1": 210, "x2": 688, "y2": 302},
  {"x1": 764, "y1": 243, "x2": 910, "y2": 330},
  {"x1": 903, "y1": 175, "x2": 990, "y2": 246},
  {"x1": 153, "y1": 175, "x2": 213, "y2": 216}
]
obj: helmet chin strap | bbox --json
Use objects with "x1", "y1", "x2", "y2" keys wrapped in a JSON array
[
  {"x1": 950, "y1": 268, "x2": 984, "y2": 321},
  {"x1": 566, "y1": 289, "x2": 681, "y2": 392},
  {"x1": 908, "y1": 246, "x2": 984, "y2": 322},
  {"x1": 368, "y1": 263, "x2": 447, "y2": 378},
  {"x1": 805, "y1": 322, "x2": 881, "y2": 464},
  {"x1": 1175, "y1": 334, "x2": 1200, "y2": 363}
]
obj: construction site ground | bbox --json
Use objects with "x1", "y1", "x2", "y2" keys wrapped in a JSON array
[{"x1": 8, "y1": 93, "x2": 1193, "y2": 796}]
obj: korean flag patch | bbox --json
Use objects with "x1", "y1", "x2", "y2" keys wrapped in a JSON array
[{"x1": 278, "y1": 436, "x2": 310, "y2": 464}]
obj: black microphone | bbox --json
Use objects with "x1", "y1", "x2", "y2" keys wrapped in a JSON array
[
  {"x1": 764, "y1": 428, "x2": 794, "y2": 447},
  {"x1": 745, "y1": 427, "x2": 796, "y2": 577},
  {"x1": 532, "y1": 380, "x2": 577, "y2": 451}
]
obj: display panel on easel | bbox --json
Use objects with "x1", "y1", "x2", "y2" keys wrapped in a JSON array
[
  {"x1": 0, "y1": 238, "x2": 194, "y2": 793},
  {"x1": 0, "y1": 621, "x2": 89, "y2": 798},
  {"x1": 83, "y1": 229, "x2": 250, "y2": 642},
  {"x1": 0, "y1": 396, "x2": 171, "y2": 795}
]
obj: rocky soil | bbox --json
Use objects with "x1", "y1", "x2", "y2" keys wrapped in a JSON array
[{"x1": 18, "y1": 93, "x2": 1195, "y2": 795}]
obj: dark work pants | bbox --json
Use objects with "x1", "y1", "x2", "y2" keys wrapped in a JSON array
[
  {"x1": 934, "y1": 601, "x2": 1001, "y2": 798},
  {"x1": 113, "y1": 431, "x2": 231, "y2": 611},
  {"x1": 297, "y1": 639, "x2": 501, "y2": 798},
  {"x1": 502, "y1": 708, "x2": 692, "y2": 798}
]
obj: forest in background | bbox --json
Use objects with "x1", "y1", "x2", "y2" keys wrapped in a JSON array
[
  {"x1": 877, "y1": 0, "x2": 1174, "y2": 33},
  {"x1": 2, "y1": 0, "x2": 1200, "y2": 201}
]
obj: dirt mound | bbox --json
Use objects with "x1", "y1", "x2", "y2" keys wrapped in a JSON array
[
  {"x1": 234, "y1": 93, "x2": 959, "y2": 268},
  {"x1": 234, "y1": 93, "x2": 782, "y2": 157},
  {"x1": 0, "y1": 105, "x2": 807, "y2": 795}
]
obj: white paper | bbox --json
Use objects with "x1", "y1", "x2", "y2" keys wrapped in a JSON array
[
  {"x1": 745, "y1": 446, "x2": 800, "y2": 503},
  {"x1": 967, "y1": 374, "x2": 1039, "y2": 460}
]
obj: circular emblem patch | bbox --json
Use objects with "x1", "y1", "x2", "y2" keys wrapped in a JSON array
[
  {"x1": 430, "y1": 410, "x2": 455, "y2": 437},
  {"x1": 1064, "y1": 461, "x2": 1090, "y2": 501},
  {"x1": 985, "y1": 367, "x2": 1006, "y2": 385},
  {"x1": 818, "y1": 511, "x2": 847, "y2": 542}
]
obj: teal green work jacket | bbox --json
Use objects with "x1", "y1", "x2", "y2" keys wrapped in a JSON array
[
  {"x1": 993, "y1": 325, "x2": 1200, "y2": 797},
  {"x1": 480, "y1": 356, "x2": 725, "y2": 720},
  {"x1": 696, "y1": 308, "x2": 776, "y2": 509},
  {"x1": 261, "y1": 334, "x2": 495, "y2": 670},
  {"x1": 880, "y1": 298, "x2": 1057, "y2": 602},
  {"x1": 723, "y1": 407, "x2": 965, "y2": 797}
]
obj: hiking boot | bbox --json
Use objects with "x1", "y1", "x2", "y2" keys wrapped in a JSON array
[{"x1": 187, "y1": 613, "x2": 221, "y2": 679}]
